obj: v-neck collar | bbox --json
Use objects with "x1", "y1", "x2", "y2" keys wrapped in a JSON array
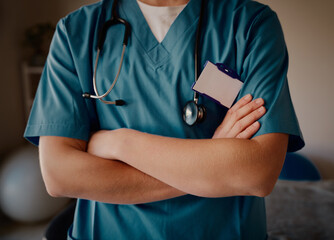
[{"x1": 113, "y1": 0, "x2": 201, "y2": 65}]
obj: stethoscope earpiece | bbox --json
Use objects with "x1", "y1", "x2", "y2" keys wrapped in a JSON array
[
  {"x1": 82, "y1": 93, "x2": 91, "y2": 98},
  {"x1": 82, "y1": 93, "x2": 125, "y2": 106},
  {"x1": 183, "y1": 100, "x2": 206, "y2": 126},
  {"x1": 115, "y1": 100, "x2": 126, "y2": 106}
]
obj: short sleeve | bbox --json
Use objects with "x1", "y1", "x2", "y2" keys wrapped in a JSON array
[
  {"x1": 24, "y1": 19, "x2": 92, "y2": 146},
  {"x1": 238, "y1": 7, "x2": 304, "y2": 152}
]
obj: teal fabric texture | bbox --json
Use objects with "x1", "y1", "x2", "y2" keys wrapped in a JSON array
[{"x1": 24, "y1": 0, "x2": 304, "y2": 239}]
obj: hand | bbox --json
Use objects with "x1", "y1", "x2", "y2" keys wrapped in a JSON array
[{"x1": 212, "y1": 94, "x2": 266, "y2": 139}]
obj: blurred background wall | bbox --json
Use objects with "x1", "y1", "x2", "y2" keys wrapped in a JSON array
[
  {"x1": 0, "y1": 0, "x2": 334, "y2": 178},
  {"x1": 0, "y1": 0, "x2": 98, "y2": 154},
  {"x1": 257, "y1": 0, "x2": 334, "y2": 178}
]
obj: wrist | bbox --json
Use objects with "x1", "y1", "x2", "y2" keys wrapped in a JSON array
[
  {"x1": 87, "y1": 130, "x2": 120, "y2": 160},
  {"x1": 111, "y1": 128, "x2": 135, "y2": 162}
]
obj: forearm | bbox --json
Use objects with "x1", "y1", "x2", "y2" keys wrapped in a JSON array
[
  {"x1": 85, "y1": 96, "x2": 282, "y2": 198},
  {"x1": 96, "y1": 129, "x2": 288, "y2": 198},
  {"x1": 39, "y1": 136, "x2": 186, "y2": 204}
]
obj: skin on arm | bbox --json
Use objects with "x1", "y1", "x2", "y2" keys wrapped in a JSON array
[
  {"x1": 212, "y1": 94, "x2": 265, "y2": 139},
  {"x1": 40, "y1": 95, "x2": 266, "y2": 203},
  {"x1": 39, "y1": 136, "x2": 185, "y2": 204},
  {"x1": 87, "y1": 95, "x2": 276, "y2": 198},
  {"x1": 89, "y1": 130, "x2": 288, "y2": 198}
]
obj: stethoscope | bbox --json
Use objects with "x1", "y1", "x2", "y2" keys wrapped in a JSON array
[{"x1": 83, "y1": 0, "x2": 206, "y2": 126}]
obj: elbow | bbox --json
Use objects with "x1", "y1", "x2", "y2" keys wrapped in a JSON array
[
  {"x1": 251, "y1": 181, "x2": 276, "y2": 197},
  {"x1": 200, "y1": 179, "x2": 276, "y2": 198},
  {"x1": 40, "y1": 155, "x2": 71, "y2": 198},
  {"x1": 42, "y1": 168, "x2": 68, "y2": 198},
  {"x1": 40, "y1": 156, "x2": 82, "y2": 199},
  {"x1": 45, "y1": 182, "x2": 63, "y2": 198},
  {"x1": 39, "y1": 136, "x2": 86, "y2": 198},
  {"x1": 41, "y1": 167, "x2": 67, "y2": 198},
  {"x1": 247, "y1": 171, "x2": 279, "y2": 197},
  {"x1": 196, "y1": 172, "x2": 278, "y2": 198},
  {"x1": 250, "y1": 161, "x2": 284, "y2": 197}
]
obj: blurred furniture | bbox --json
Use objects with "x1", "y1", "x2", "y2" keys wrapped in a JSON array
[
  {"x1": 279, "y1": 153, "x2": 321, "y2": 181},
  {"x1": 266, "y1": 179, "x2": 334, "y2": 240},
  {"x1": 266, "y1": 153, "x2": 333, "y2": 240},
  {"x1": 43, "y1": 201, "x2": 76, "y2": 240},
  {"x1": 0, "y1": 145, "x2": 70, "y2": 223}
]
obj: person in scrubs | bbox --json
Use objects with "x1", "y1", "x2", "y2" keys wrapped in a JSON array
[{"x1": 24, "y1": 0, "x2": 304, "y2": 239}]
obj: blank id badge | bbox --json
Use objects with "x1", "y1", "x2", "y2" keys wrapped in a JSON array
[{"x1": 192, "y1": 61, "x2": 243, "y2": 108}]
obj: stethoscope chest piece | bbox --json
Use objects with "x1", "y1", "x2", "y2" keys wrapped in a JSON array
[{"x1": 183, "y1": 100, "x2": 206, "y2": 126}]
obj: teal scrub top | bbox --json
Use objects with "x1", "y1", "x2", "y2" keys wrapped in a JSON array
[{"x1": 24, "y1": 0, "x2": 305, "y2": 239}]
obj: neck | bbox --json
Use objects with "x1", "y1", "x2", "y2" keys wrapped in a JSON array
[{"x1": 138, "y1": 0, "x2": 189, "y2": 6}]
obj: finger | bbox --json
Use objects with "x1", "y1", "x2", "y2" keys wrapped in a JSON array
[
  {"x1": 235, "y1": 98, "x2": 265, "y2": 121},
  {"x1": 236, "y1": 121, "x2": 261, "y2": 139},
  {"x1": 229, "y1": 106, "x2": 266, "y2": 137},
  {"x1": 222, "y1": 94, "x2": 253, "y2": 129},
  {"x1": 228, "y1": 94, "x2": 253, "y2": 114},
  {"x1": 223, "y1": 97, "x2": 264, "y2": 131}
]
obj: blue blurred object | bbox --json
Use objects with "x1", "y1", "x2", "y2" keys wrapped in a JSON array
[{"x1": 279, "y1": 153, "x2": 321, "y2": 181}]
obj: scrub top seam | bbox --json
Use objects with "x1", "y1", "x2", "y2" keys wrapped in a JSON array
[
  {"x1": 118, "y1": 2, "x2": 165, "y2": 70},
  {"x1": 122, "y1": 17, "x2": 200, "y2": 70},
  {"x1": 118, "y1": 0, "x2": 200, "y2": 69},
  {"x1": 244, "y1": 6, "x2": 271, "y2": 51},
  {"x1": 151, "y1": 18, "x2": 199, "y2": 72},
  {"x1": 119, "y1": 0, "x2": 159, "y2": 52},
  {"x1": 24, "y1": 123, "x2": 91, "y2": 146},
  {"x1": 165, "y1": 16, "x2": 199, "y2": 55},
  {"x1": 153, "y1": 17, "x2": 199, "y2": 71}
]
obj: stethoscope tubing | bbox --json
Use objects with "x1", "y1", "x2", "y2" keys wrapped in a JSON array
[
  {"x1": 90, "y1": 45, "x2": 126, "y2": 104},
  {"x1": 193, "y1": 0, "x2": 206, "y2": 104},
  {"x1": 84, "y1": 0, "x2": 207, "y2": 124}
]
